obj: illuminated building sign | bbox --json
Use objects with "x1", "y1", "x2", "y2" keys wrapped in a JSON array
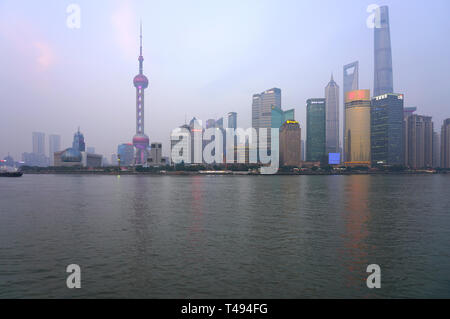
[
  {"x1": 286, "y1": 120, "x2": 299, "y2": 124},
  {"x1": 345, "y1": 90, "x2": 370, "y2": 103},
  {"x1": 328, "y1": 153, "x2": 341, "y2": 165}
]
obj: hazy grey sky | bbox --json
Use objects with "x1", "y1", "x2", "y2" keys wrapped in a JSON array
[{"x1": 1, "y1": 0, "x2": 449, "y2": 160}]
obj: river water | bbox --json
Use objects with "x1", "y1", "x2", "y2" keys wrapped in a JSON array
[{"x1": 0, "y1": 174, "x2": 449, "y2": 298}]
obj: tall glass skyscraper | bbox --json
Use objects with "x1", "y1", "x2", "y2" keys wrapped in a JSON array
[
  {"x1": 343, "y1": 62, "x2": 359, "y2": 161},
  {"x1": 374, "y1": 5, "x2": 394, "y2": 96},
  {"x1": 306, "y1": 98, "x2": 326, "y2": 162},
  {"x1": 72, "y1": 128, "x2": 85, "y2": 152},
  {"x1": 325, "y1": 74, "x2": 340, "y2": 154},
  {"x1": 32, "y1": 132, "x2": 45, "y2": 155},
  {"x1": 271, "y1": 106, "x2": 295, "y2": 129},
  {"x1": 252, "y1": 88, "x2": 282, "y2": 156},
  {"x1": 371, "y1": 93, "x2": 404, "y2": 165},
  {"x1": 227, "y1": 112, "x2": 237, "y2": 129},
  {"x1": 48, "y1": 134, "x2": 61, "y2": 165},
  {"x1": 344, "y1": 90, "x2": 371, "y2": 165}
]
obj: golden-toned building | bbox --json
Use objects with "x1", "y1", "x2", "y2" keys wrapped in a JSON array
[
  {"x1": 279, "y1": 120, "x2": 302, "y2": 167},
  {"x1": 344, "y1": 90, "x2": 371, "y2": 166}
]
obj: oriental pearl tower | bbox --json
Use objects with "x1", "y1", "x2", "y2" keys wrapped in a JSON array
[{"x1": 132, "y1": 23, "x2": 150, "y2": 165}]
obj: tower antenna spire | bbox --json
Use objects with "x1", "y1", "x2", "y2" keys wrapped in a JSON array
[{"x1": 140, "y1": 20, "x2": 143, "y2": 56}]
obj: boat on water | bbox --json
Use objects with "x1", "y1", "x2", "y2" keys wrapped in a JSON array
[
  {"x1": 0, "y1": 166, "x2": 23, "y2": 177},
  {"x1": 0, "y1": 171, "x2": 23, "y2": 177}
]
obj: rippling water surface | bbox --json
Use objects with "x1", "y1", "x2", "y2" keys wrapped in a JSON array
[{"x1": 1, "y1": 174, "x2": 449, "y2": 298}]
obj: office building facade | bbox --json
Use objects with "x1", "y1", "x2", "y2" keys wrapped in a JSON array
[
  {"x1": 325, "y1": 74, "x2": 340, "y2": 154},
  {"x1": 279, "y1": 120, "x2": 302, "y2": 167},
  {"x1": 344, "y1": 90, "x2": 371, "y2": 165},
  {"x1": 441, "y1": 119, "x2": 450, "y2": 168},
  {"x1": 404, "y1": 114, "x2": 433, "y2": 168},
  {"x1": 371, "y1": 93, "x2": 404, "y2": 165},
  {"x1": 306, "y1": 98, "x2": 326, "y2": 162}
]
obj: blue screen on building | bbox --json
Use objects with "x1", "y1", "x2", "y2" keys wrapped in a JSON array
[{"x1": 329, "y1": 153, "x2": 340, "y2": 165}]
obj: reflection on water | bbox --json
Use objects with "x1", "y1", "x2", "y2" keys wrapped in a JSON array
[
  {"x1": 341, "y1": 176, "x2": 371, "y2": 295},
  {"x1": 0, "y1": 174, "x2": 449, "y2": 298}
]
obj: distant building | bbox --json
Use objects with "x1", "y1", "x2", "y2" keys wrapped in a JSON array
[
  {"x1": 374, "y1": 5, "x2": 394, "y2": 97},
  {"x1": 441, "y1": 119, "x2": 450, "y2": 168},
  {"x1": 433, "y1": 132, "x2": 440, "y2": 168},
  {"x1": 371, "y1": 93, "x2": 404, "y2": 165},
  {"x1": 215, "y1": 117, "x2": 224, "y2": 129},
  {"x1": 111, "y1": 154, "x2": 118, "y2": 166},
  {"x1": 117, "y1": 143, "x2": 134, "y2": 166},
  {"x1": 171, "y1": 124, "x2": 191, "y2": 164},
  {"x1": 206, "y1": 119, "x2": 216, "y2": 129},
  {"x1": 49, "y1": 134, "x2": 61, "y2": 166},
  {"x1": 403, "y1": 107, "x2": 417, "y2": 119},
  {"x1": 404, "y1": 114, "x2": 433, "y2": 168},
  {"x1": 227, "y1": 112, "x2": 237, "y2": 129},
  {"x1": 72, "y1": 128, "x2": 85, "y2": 152},
  {"x1": 83, "y1": 153, "x2": 102, "y2": 168},
  {"x1": 344, "y1": 90, "x2": 371, "y2": 166},
  {"x1": 87, "y1": 147, "x2": 95, "y2": 154},
  {"x1": 271, "y1": 106, "x2": 294, "y2": 129},
  {"x1": 279, "y1": 120, "x2": 302, "y2": 167},
  {"x1": 325, "y1": 74, "x2": 340, "y2": 155},
  {"x1": 343, "y1": 62, "x2": 359, "y2": 161},
  {"x1": 149, "y1": 143, "x2": 162, "y2": 166},
  {"x1": 301, "y1": 140, "x2": 305, "y2": 161},
  {"x1": 32, "y1": 132, "x2": 45, "y2": 155},
  {"x1": 306, "y1": 98, "x2": 326, "y2": 162},
  {"x1": 252, "y1": 88, "x2": 282, "y2": 156},
  {"x1": 24, "y1": 133, "x2": 48, "y2": 167}
]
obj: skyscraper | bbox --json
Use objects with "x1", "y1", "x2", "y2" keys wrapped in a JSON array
[
  {"x1": 271, "y1": 106, "x2": 295, "y2": 129},
  {"x1": 325, "y1": 74, "x2": 340, "y2": 154},
  {"x1": 206, "y1": 119, "x2": 216, "y2": 129},
  {"x1": 343, "y1": 62, "x2": 359, "y2": 161},
  {"x1": 433, "y1": 131, "x2": 440, "y2": 168},
  {"x1": 344, "y1": 90, "x2": 371, "y2": 166},
  {"x1": 132, "y1": 23, "x2": 150, "y2": 165},
  {"x1": 32, "y1": 132, "x2": 45, "y2": 155},
  {"x1": 48, "y1": 134, "x2": 61, "y2": 165},
  {"x1": 227, "y1": 112, "x2": 237, "y2": 129},
  {"x1": 404, "y1": 114, "x2": 433, "y2": 168},
  {"x1": 371, "y1": 93, "x2": 404, "y2": 165},
  {"x1": 252, "y1": 88, "x2": 282, "y2": 156},
  {"x1": 72, "y1": 128, "x2": 85, "y2": 152},
  {"x1": 252, "y1": 88, "x2": 282, "y2": 130},
  {"x1": 343, "y1": 62, "x2": 359, "y2": 99},
  {"x1": 117, "y1": 143, "x2": 135, "y2": 166},
  {"x1": 441, "y1": 119, "x2": 450, "y2": 169},
  {"x1": 306, "y1": 98, "x2": 326, "y2": 162},
  {"x1": 279, "y1": 120, "x2": 302, "y2": 167},
  {"x1": 374, "y1": 5, "x2": 394, "y2": 96}
]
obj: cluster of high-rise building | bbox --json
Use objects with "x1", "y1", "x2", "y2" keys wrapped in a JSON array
[
  {"x1": 20, "y1": 132, "x2": 61, "y2": 167},
  {"x1": 301, "y1": 5, "x2": 449, "y2": 169},
  {"x1": 6, "y1": 7, "x2": 450, "y2": 171}
]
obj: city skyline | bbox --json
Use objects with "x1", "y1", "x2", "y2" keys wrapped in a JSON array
[{"x1": 1, "y1": 1, "x2": 450, "y2": 160}]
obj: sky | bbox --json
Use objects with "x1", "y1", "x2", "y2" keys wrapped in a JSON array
[{"x1": 1, "y1": 0, "x2": 450, "y2": 160}]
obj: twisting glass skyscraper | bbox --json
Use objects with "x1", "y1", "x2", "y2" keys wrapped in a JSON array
[
  {"x1": 374, "y1": 5, "x2": 394, "y2": 96},
  {"x1": 132, "y1": 23, "x2": 150, "y2": 165}
]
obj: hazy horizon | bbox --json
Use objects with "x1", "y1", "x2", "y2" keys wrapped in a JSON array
[{"x1": 1, "y1": 0, "x2": 449, "y2": 160}]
